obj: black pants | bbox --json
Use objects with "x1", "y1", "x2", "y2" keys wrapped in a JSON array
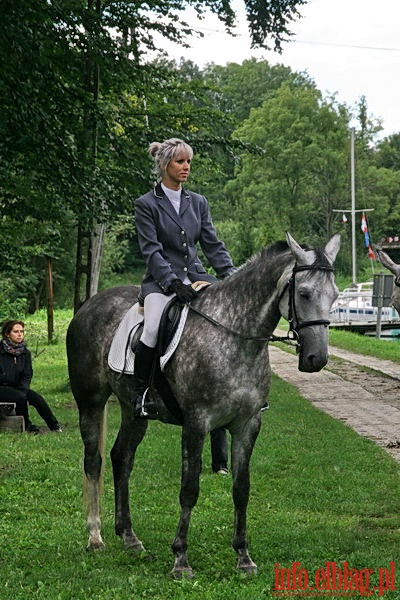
[
  {"x1": 210, "y1": 427, "x2": 228, "y2": 472},
  {"x1": 0, "y1": 386, "x2": 59, "y2": 429}
]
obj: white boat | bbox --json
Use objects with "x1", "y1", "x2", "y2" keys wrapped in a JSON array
[{"x1": 330, "y1": 281, "x2": 399, "y2": 323}]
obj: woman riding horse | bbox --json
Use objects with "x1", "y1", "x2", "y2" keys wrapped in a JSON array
[
  {"x1": 134, "y1": 138, "x2": 237, "y2": 475},
  {"x1": 134, "y1": 138, "x2": 237, "y2": 416}
]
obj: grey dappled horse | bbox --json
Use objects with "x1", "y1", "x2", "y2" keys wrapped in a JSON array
[
  {"x1": 375, "y1": 246, "x2": 400, "y2": 315},
  {"x1": 67, "y1": 233, "x2": 340, "y2": 578}
]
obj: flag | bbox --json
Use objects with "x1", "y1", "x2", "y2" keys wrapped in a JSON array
[
  {"x1": 361, "y1": 213, "x2": 370, "y2": 247},
  {"x1": 361, "y1": 213, "x2": 367, "y2": 233},
  {"x1": 342, "y1": 213, "x2": 348, "y2": 223},
  {"x1": 361, "y1": 213, "x2": 375, "y2": 257}
]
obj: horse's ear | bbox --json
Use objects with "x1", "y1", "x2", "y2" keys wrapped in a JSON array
[
  {"x1": 285, "y1": 232, "x2": 312, "y2": 264},
  {"x1": 324, "y1": 234, "x2": 341, "y2": 264},
  {"x1": 375, "y1": 246, "x2": 400, "y2": 277}
]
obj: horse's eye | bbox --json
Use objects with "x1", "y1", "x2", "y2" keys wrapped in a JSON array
[{"x1": 298, "y1": 287, "x2": 312, "y2": 300}]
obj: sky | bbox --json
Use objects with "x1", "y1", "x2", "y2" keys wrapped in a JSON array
[{"x1": 159, "y1": 0, "x2": 400, "y2": 139}]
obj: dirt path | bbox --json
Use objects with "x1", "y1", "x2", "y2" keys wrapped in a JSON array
[{"x1": 269, "y1": 338, "x2": 400, "y2": 463}]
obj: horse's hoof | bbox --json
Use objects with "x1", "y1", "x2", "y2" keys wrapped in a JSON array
[
  {"x1": 121, "y1": 532, "x2": 146, "y2": 552},
  {"x1": 125, "y1": 540, "x2": 146, "y2": 552},
  {"x1": 237, "y1": 560, "x2": 258, "y2": 575},
  {"x1": 170, "y1": 566, "x2": 194, "y2": 580},
  {"x1": 86, "y1": 540, "x2": 105, "y2": 551}
]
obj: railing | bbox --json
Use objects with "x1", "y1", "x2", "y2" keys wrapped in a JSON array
[{"x1": 330, "y1": 291, "x2": 400, "y2": 324}]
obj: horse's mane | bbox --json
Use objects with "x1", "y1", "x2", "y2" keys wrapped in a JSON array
[
  {"x1": 235, "y1": 239, "x2": 332, "y2": 276},
  {"x1": 235, "y1": 240, "x2": 291, "y2": 275}
]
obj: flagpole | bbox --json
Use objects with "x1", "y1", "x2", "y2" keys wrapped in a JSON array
[
  {"x1": 332, "y1": 127, "x2": 374, "y2": 285},
  {"x1": 351, "y1": 127, "x2": 356, "y2": 285}
]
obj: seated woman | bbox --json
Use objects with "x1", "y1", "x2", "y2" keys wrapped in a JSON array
[{"x1": 0, "y1": 320, "x2": 62, "y2": 434}]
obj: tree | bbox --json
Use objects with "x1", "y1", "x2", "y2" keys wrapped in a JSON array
[
  {"x1": 203, "y1": 58, "x2": 314, "y2": 123},
  {"x1": 222, "y1": 84, "x2": 351, "y2": 262},
  {"x1": 375, "y1": 133, "x2": 400, "y2": 170},
  {"x1": 361, "y1": 165, "x2": 400, "y2": 239},
  {"x1": 200, "y1": 59, "x2": 316, "y2": 221},
  {"x1": 0, "y1": 0, "x2": 310, "y2": 313},
  {"x1": 371, "y1": 133, "x2": 400, "y2": 237}
]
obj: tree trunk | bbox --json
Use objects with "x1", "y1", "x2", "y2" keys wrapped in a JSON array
[{"x1": 73, "y1": 0, "x2": 103, "y2": 313}]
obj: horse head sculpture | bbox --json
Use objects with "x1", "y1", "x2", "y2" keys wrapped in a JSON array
[{"x1": 374, "y1": 246, "x2": 400, "y2": 315}]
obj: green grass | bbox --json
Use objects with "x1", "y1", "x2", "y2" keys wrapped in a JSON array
[
  {"x1": 329, "y1": 328, "x2": 400, "y2": 364},
  {"x1": 278, "y1": 318, "x2": 400, "y2": 364},
  {"x1": 0, "y1": 311, "x2": 399, "y2": 599}
]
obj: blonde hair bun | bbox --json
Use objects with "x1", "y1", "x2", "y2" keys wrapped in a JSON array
[{"x1": 148, "y1": 142, "x2": 161, "y2": 157}]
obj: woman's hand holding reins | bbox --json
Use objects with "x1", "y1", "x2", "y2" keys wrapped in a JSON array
[{"x1": 169, "y1": 279, "x2": 198, "y2": 304}]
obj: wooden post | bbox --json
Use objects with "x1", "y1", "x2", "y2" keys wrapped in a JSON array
[{"x1": 46, "y1": 256, "x2": 54, "y2": 343}]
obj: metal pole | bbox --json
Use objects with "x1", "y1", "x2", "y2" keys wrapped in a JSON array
[
  {"x1": 351, "y1": 127, "x2": 356, "y2": 286},
  {"x1": 376, "y1": 273, "x2": 383, "y2": 339}
]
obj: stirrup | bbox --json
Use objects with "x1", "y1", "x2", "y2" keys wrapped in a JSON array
[{"x1": 134, "y1": 388, "x2": 158, "y2": 419}]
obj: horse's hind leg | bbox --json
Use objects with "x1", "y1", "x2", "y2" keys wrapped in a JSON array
[
  {"x1": 110, "y1": 403, "x2": 148, "y2": 551},
  {"x1": 231, "y1": 416, "x2": 261, "y2": 574},
  {"x1": 79, "y1": 403, "x2": 108, "y2": 550}
]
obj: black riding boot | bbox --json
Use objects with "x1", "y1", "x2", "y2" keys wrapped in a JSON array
[{"x1": 133, "y1": 341, "x2": 158, "y2": 419}]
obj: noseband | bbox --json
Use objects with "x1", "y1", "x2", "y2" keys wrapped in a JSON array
[{"x1": 285, "y1": 264, "x2": 334, "y2": 340}]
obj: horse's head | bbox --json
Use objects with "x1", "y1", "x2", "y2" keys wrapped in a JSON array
[
  {"x1": 278, "y1": 233, "x2": 340, "y2": 372},
  {"x1": 374, "y1": 246, "x2": 400, "y2": 315}
]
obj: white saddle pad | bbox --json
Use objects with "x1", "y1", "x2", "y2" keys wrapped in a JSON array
[
  {"x1": 108, "y1": 302, "x2": 190, "y2": 374},
  {"x1": 108, "y1": 303, "x2": 143, "y2": 374}
]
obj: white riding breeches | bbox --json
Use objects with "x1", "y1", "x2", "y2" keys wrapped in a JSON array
[{"x1": 140, "y1": 292, "x2": 174, "y2": 348}]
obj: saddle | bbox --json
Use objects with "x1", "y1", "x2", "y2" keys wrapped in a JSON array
[
  {"x1": 108, "y1": 281, "x2": 211, "y2": 423},
  {"x1": 130, "y1": 296, "x2": 183, "y2": 358},
  {"x1": 131, "y1": 280, "x2": 211, "y2": 361}
]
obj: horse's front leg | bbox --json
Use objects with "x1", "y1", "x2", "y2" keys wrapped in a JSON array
[
  {"x1": 110, "y1": 405, "x2": 148, "y2": 551},
  {"x1": 171, "y1": 425, "x2": 206, "y2": 579},
  {"x1": 231, "y1": 414, "x2": 261, "y2": 574}
]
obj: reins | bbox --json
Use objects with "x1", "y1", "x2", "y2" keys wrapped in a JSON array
[
  {"x1": 188, "y1": 262, "x2": 335, "y2": 348},
  {"x1": 188, "y1": 303, "x2": 285, "y2": 344}
]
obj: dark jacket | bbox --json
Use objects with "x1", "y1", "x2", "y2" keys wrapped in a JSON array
[
  {"x1": 135, "y1": 184, "x2": 236, "y2": 297},
  {"x1": 0, "y1": 343, "x2": 33, "y2": 397}
]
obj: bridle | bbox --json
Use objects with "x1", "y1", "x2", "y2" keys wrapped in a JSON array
[
  {"x1": 188, "y1": 261, "x2": 335, "y2": 347},
  {"x1": 286, "y1": 264, "x2": 334, "y2": 341}
]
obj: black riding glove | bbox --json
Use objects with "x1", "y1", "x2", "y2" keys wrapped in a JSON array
[{"x1": 169, "y1": 279, "x2": 198, "y2": 303}]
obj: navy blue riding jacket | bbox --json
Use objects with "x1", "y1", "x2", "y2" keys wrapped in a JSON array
[{"x1": 135, "y1": 183, "x2": 236, "y2": 298}]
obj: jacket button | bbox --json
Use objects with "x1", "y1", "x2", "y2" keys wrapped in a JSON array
[{"x1": 183, "y1": 267, "x2": 188, "y2": 272}]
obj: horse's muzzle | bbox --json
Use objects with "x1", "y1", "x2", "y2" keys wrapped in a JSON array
[{"x1": 298, "y1": 350, "x2": 328, "y2": 372}]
